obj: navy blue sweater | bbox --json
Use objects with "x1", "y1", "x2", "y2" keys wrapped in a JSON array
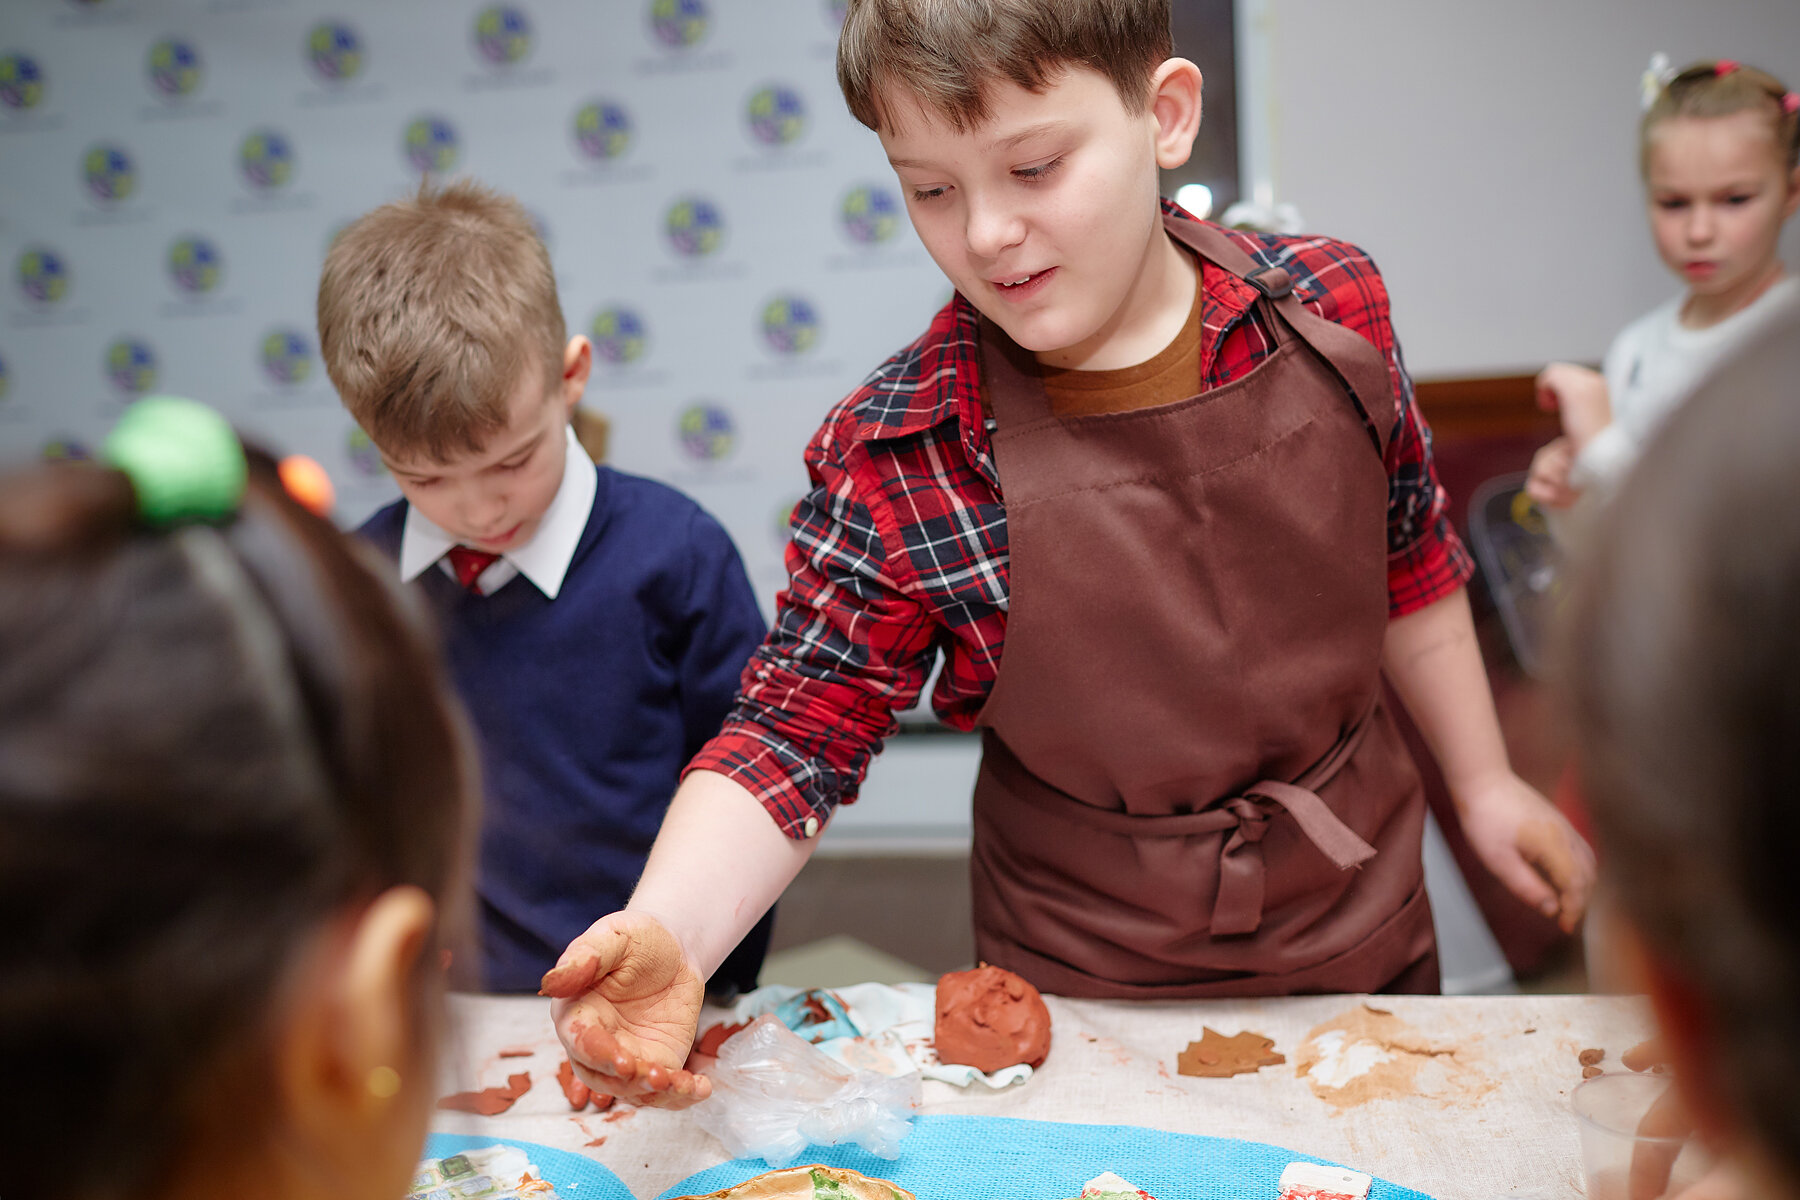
[{"x1": 360, "y1": 467, "x2": 767, "y2": 993}]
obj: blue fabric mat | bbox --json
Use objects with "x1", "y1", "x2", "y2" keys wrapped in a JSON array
[
  {"x1": 423, "y1": 1132, "x2": 635, "y2": 1199},
  {"x1": 657, "y1": 1114, "x2": 1435, "y2": 1199}
]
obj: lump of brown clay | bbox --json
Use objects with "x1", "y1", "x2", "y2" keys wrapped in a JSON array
[
  {"x1": 1177, "y1": 1028, "x2": 1285, "y2": 1078},
  {"x1": 934, "y1": 964, "x2": 1051, "y2": 1072},
  {"x1": 1578, "y1": 1048, "x2": 1605, "y2": 1068}
]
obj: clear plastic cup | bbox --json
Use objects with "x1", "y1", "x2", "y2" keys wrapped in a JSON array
[{"x1": 1572, "y1": 1072, "x2": 1712, "y2": 1200}]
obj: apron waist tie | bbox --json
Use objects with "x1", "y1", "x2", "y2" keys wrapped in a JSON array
[{"x1": 1212, "y1": 778, "x2": 1377, "y2": 936}]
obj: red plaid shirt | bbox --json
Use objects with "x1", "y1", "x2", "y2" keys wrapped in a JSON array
[{"x1": 690, "y1": 207, "x2": 1474, "y2": 837}]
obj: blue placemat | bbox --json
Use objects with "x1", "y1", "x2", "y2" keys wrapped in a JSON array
[
  {"x1": 423, "y1": 1132, "x2": 634, "y2": 1199},
  {"x1": 656, "y1": 1114, "x2": 1435, "y2": 1199}
]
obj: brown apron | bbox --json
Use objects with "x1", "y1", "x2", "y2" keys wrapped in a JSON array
[{"x1": 970, "y1": 216, "x2": 1438, "y2": 999}]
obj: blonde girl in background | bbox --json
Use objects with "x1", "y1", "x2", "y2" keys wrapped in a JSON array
[{"x1": 1529, "y1": 58, "x2": 1800, "y2": 517}]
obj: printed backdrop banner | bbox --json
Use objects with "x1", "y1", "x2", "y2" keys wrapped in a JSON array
[{"x1": 0, "y1": 0, "x2": 951, "y2": 609}]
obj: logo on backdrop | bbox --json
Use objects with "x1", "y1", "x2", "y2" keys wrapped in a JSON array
[
  {"x1": 147, "y1": 38, "x2": 202, "y2": 99},
  {"x1": 260, "y1": 328, "x2": 313, "y2": 386},
  {"x1": 0, "y1": 53, "x2": 46, "y2": 110},
  {"x1": 650, "y1": 0, "x2": 709, "y2": 48},
  {"x1": 404, "y1": 115, "x2": 460, "y2": 173},
  {"x1": 83, "y1": 143, "x2": 135, "y2": 203},
  {"x1": 474, "y1": 5, "x2": 533, "y2": 65},
  {"x1": 840, "y1": 184, "x2": 902, "y2": 245},
  {"x1": 664, "y1": 197, "x2": 724, "y2": 258},
  {"x1": 590, "y1": 307, "x2": 649, "y2": 365},
  {"x1": 17, "y1": 247, "x2": 70, "y2": 305},
  {"x1": 746, "y1": 83, "x2": 806, "y2": 147},
  {"x1": 677, "y1": 403, "x2": 736, "y2": 463},
  {"x1": 307, "y1": 21, "x2": 363, "y2": 82},
  {"x1": 573, "y1": 99, "x2": 632, "y2": 162},
  {"x1": 166, "y1": 236, "x2": 222, "y2": 295},
  {"x1": 104, "y1": 337, "x2": 157, "y2": 396},
  {"x1": 240, "y1": 128, "x2": 296, "y2": 190},
  {"x1": 346, "y1": 427, "x2": 386, "y2": 478},
  {"x1": 761, "y1": 294, "x2": 820, "y2": 355}
]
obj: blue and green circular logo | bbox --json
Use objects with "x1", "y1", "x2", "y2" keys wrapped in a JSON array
[
  {"x1": 104, "y1": 337, "x2": 157, "y2": 396},
  {"x1": 574, "y1": 99, "x2": 632, "y2": 162},
  {"x1": 664, "y1": 196, "x2": 724, "y2": 258},
  {"x1": 474, "y1": 5, "x2": 532, "y2": 65},
  {"x1": 0, "y1": 53, "x2": 46, "y2": 110},
  {"x1": 346, "y1": 426, "x2": 385, "y2": 478},
  {"x1": 83, "y1": 143, "x2": 135, "y2": 203},
  {"x1": 167, "y1": 236, "x2": 222, "y2": 295},
  {"x1": 147, "y1": 37, "x2": 202, "y2": 98},
  {"x1": 747, "y1": 84, "x2": 806, "y2": 147},
  {"x1": 307, "y1": 21, "x2": 362, "y2": 82},
  {"x1": 590, "y1": 306, "x2": 648, "y2": 365},
  {"x1": 650, "y1": 0, "x2": 708, "y2": 48},
  {"x1": 240, "y1": 128, "x2": 295, "y2": 190},
  {"x1": 260, "y1": 327, "x2": 313, "y2": 386},
  {"x1": 761, "y1": 294, "x2": 820, "y2": 355},
  {"x1": 42, "y1": 437, "x2": 91, "y2": 462},
  {"x1": 677, "y1": 403, "x2": 736, "y2": 463},
  {"x1": 18, "y1": 247, "x2": 69, "y2": 305},
  {"x1": 404, "y1": 115, "x2": 460, "y2": 173},
  {"x1": 840, "y1": 184, "x2": 901, "y2": 245}
]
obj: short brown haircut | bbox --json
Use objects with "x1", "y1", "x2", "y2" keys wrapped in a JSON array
[
  {"x1": 318, "y1": 180, "x2": 566, "y2": 462},
  {"x1": 837, "y1": 0, "x2": 1172, "y2": 133},
  {"x1": 1642, "y1": 59, "x2": 1800, "y2": 177}
]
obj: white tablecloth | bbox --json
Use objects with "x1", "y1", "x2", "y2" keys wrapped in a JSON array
[{"x1": 432, "y1": 991, "x2": 1653, "y2": 1200}]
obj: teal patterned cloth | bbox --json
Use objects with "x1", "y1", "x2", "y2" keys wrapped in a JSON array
[{"x1": 658, "y1": 1114, "x2": 1436, "y2": 1200}]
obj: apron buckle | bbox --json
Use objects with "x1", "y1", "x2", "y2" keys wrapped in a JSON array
[{"x1": 1245, "y1": 266, "x2": 1294, "y2": 300}]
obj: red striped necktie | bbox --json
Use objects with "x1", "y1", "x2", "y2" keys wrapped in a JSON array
[{"x1": 445, "y1": 546, "x2": 502, "y2": 593}]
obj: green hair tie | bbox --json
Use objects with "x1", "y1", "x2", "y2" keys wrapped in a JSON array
[{"x1": 102, "y1": 395, "x2": 247, "y2": 526}]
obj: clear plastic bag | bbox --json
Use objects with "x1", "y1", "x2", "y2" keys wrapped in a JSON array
[{"x1": 692, "y1": 1014, "x2": 922, "y2": 1167}]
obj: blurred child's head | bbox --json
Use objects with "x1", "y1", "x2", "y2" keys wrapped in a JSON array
[
  {"x1": 1639, "y1": 60, "x2": 1800, "y2": 306},
  {"x1": 1568, "y1": 303, "x2": 1800, "y2": 1195},
  {"x1": 318, "y1": 180, "x2": 590, "y2": 553},
  {"x1": 0, "y1": 402, "x2": 477, "y2": 1200},
  {"x1": 836, "y1": 0, "x2": 1202, "y2": 366}
]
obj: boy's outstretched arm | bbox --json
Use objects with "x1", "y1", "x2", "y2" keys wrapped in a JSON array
[
  {"x1": 543, "y1": 768, "x2": 816, "y2": 1109},
  {"x1": 1381, "y1": 586, "x2": 1596, "y2": 933}
]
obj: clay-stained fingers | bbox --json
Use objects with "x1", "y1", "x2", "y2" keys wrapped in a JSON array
[
  {"x1": 540, "y1": 924, "x2": 631, "y2": 998},
  {"x1": 1518, "y1": 814, "x2": 1596, "y2": 933},
  {"x1": 568, "y1": 1054, "x2": 712, "y2": 1110}
]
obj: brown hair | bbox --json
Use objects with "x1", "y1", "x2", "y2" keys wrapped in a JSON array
[
  {"x1": 317, "y1": 179, "x2": 566, "y2": 462},
  {"x1": 1641, "y1": 59, "x2": 1800, "y2": 176},
  {"x1": 837, "y1": 0, "x2": 1173, "y2": 133},
  {"x1": 0, "y1": 450, "x2": 477, "y2": 1200},
  {"x1": 1564, "y1": 304, "x2": 1800, "y2": 1183}
]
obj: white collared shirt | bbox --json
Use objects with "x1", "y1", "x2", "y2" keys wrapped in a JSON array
[{"x1": 398, "y1": 425, "x2": 597, "y2": 599}]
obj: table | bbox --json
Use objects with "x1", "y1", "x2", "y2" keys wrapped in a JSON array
[{"x1": 430, "y1": 992, "x2": 1654, "y2": 1200}]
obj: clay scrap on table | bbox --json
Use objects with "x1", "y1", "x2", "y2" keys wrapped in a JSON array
[
  {"x1": 934, "y1": 963, "x2": 1052, "y2": 1072},
  {"x1": 436, "y1": 1071, "x2": 532, "y2": 1116},
  {"x1": 1064, "y1": 1171, "x2": 1158, "y2": 1199},
  {"x1": 1292, "y1": 1004, "x2": 1493, "y2": 1111},
  {"x1": 1176, "y1": 1028, "x2": 1285, "y2": 1078},
  {"x1": 667, "y1": 1164, "x2": 915, "y2": 1200},
  {"x1": 1578, "y1": 1047, "x2": 1606, "y2": 1078}
]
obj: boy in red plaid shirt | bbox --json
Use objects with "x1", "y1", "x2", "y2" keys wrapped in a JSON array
[{"x1": 546, "y1": 0, "x2": 1595, "y2": 1106}]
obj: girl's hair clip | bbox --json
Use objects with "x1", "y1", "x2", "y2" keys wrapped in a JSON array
[
  {"x1": 102, "y1": 396, "x2": 247, "y2": 527},
  {"x1": 1715, "y1": 59, "x2": 1741, "y2": 78},
  {"x1": 1641, "y1": 52, "x2": 1676, "y2": 112},
  {"x1": 1783, "y1": 92, "x2": 1800, "y2": 116}
]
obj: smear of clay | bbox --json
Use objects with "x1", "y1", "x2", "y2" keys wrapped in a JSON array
[
  {"x1": 934, "y1": 964, "x2": 1052, "y2": 1072},
  {"x1": 437, "y1": 1071, "x2": 531, "y2": 1115},
  {"x1": 695, "y1": 1020, "x2": 750, "y2": 1057},
  {"x1": 1293, "y1": 1005, "x2": 1492, "y2": 1111},
  {"x1": 499, "y1": 1045, "x2": 534, "y2": 1058},
  {"x1": 1176, "y1": 1028, "x2": 1285, "y2": 1077},
  {"x1": 603, "y1": 1105, "x2": 634, "y2": 1123}
]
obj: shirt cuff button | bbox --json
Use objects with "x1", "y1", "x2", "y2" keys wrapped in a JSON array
[{"x1": 803, "y1": 816, "x2": 820, "y2": 838}]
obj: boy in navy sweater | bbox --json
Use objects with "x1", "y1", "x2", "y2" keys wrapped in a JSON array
[{"x1": 319, "y1": 181, "x2": 770, "y2": 995}]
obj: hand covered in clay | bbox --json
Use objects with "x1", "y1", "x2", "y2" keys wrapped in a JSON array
[
  {"x1": 1456, "y1": 771, "x2": 1596, "y2": 934},
  {"x1": 1536, "y1": 362, "x2": 1613, "y2": 449},
  {"x1": 1526, "y1": 436, "x2": 1583, "y2": 511},
  {"x1": 542, "y1": 911, "x2": 712, "y2": 1109}
]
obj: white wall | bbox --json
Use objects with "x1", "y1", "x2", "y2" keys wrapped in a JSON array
[{"x1": 1255, "y1": 0, "x2": 1800, "y2": 377}]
